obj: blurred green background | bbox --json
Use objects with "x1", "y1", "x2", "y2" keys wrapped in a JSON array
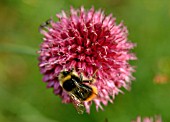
[{"x1": 0, "y1": 0, "x2": 170, "y2": 122}]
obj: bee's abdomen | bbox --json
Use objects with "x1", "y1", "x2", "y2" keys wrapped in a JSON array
[
  {"x1": 63, "y1": 80, "x2": 76, "y2": 91},
  {"x1": 74, "y1": 84, "x2": 93, "y2": 101}
]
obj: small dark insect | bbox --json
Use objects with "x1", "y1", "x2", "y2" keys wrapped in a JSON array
[{"x1": 39, "y1": 18, "x2": 52, "y2": 32}]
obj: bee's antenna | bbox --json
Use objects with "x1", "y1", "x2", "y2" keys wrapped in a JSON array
[{"x1": 70, "y1": 67, "x2": 75, "y2": 72}]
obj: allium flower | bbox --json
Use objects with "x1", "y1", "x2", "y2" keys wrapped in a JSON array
[
  {"x1": 132, "y1": 115, "x2": 162, "y2": 122},
  {"x1": 38, "y1": 6, "x2": 136, "y2": 113}
]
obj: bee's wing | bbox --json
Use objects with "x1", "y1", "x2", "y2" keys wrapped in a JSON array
[
  {"x1": 69, "y1": 93, "x2": 85, "y2": 114},
  {"x1": 72, "y1": 100, "x2": 85, "y2": 114}
]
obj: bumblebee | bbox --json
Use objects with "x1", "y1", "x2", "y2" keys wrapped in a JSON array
[{"x1": 58, "y1": 68, "x2": 98, "y2": 114}]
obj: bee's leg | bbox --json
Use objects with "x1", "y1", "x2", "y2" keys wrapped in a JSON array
[
  {"x1": 82, "y1": 76, "x2": 95, "y2": 84},
  {"x1": 82, "y1": 79, "x2": 95, "y2": 84},
  {"x1": 82, "y1": 69, "x2": 98, "y2": 84},
  {"x1": 92, "y1": 69, "x2": 98, "y2": 79},
  {"x1": 79, "y1": 73, "x2": 83, "y2": 82}
]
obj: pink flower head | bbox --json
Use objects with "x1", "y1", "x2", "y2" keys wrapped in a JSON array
[
  {"x1": 38, "y1": 6, "x2": 136, "y2": 113},
  {"x1": 132, "y1": 115, "x2": 162, "y2": 122}
]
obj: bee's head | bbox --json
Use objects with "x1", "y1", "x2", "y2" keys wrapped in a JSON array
[
  {"x1": 58, "y1": 68, "x2": 76, "y2": 82},
  {"x1": 62, "y1": 71, "x2": 70, "y2": 76},
  {"x1": 58, "y1": 68, "x2": 73, "y2": 79}
]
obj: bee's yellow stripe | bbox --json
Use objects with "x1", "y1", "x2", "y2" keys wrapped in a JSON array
[{"x1": 61, "y1": 75, "x2": 71, "y2": 84}]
